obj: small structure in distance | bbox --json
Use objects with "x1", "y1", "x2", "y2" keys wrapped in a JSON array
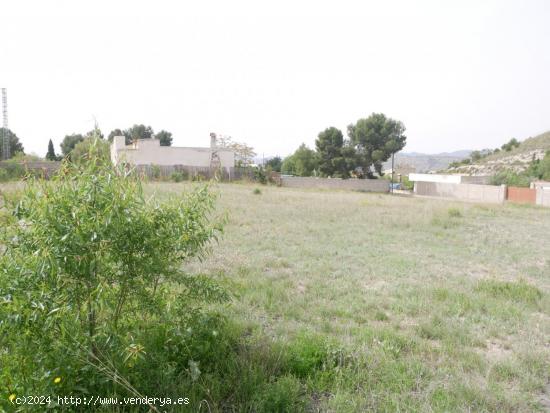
[{"x1": 110, "y1": 133, "x2": 235, "y2": 172}]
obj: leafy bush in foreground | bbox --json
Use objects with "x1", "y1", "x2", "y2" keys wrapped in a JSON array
[{"x1": 0, "y1": 146, "x2": 225, "y2": 405}]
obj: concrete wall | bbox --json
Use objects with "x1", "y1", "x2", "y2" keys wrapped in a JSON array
[
  {"x1": 414, "y1": 181, "x2": 506, "y2": 204},
  {"x1": 531, "y1": 181, "x2": 550, "y2": 190},
  {"x1": 460, "y1": 175, "x2": 491, "y2": 184},
  {"x1": 281, "y1": 176, "x2": 390, "y2": 192},
  {"x1": 409, "y1": 173, "x2": 490, "y2": 185},
  {"x1": 536, "y1": 187, "x2": 550, "y2": 207},
  {"x1": 111, "y1": 136, "x2": 235, "y2": 168},
  {"x1": 409, "y1": 173, "x2": 463, "y2": 184}
]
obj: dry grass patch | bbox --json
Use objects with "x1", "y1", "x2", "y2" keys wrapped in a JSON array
[{"x1": 149, "y1": 183, "x2": 550, "y2": 410}]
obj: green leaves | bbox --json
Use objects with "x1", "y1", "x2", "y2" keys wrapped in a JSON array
[
  {"x1": 0, "y1": 150, "x2": 224, "y2": 396},
  {"x1": 281, "y1": 144, "x2": 319, "y2": 176},
  {"x1": 347, "y1": 113, "x2": 406, "y2": 177},
  {"x1": 315, "y1": 127, "x2": 356, "y2": 178}
]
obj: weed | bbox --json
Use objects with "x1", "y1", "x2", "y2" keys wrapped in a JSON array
[
  {"x1": 283, "y1": 333, "x2": 331, "y2": 378},
  {"x1": 448, "y1": 207, "x2": 462, "y2": 218},
  {"x1": 170, "y1": 170, "x2": 188, "y2": 182},
  {"x1": 374, "y1": 311, "x2": 390, "y2": 321},
  {"x1": 253, "y1": 375, "x2": 305, "y2": 413},
  {"x1": 475, "y1": 279, "x2": 542, "y2": 305}
]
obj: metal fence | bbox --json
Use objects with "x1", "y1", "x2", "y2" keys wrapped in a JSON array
[
  {"x1": 132, "y1": 165, "x2": 254, "y2": 181},
  {"x1": 507, "y1": 186, "x2": 536, "y2": 204},
  {"x1": 0, "y1": 160, "x2": 61, "y2": 178},
  {"x1": 0, "y1": 161, "x2": 256, "y2": 182}
]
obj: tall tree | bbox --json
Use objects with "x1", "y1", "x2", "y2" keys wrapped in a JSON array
[
  {"x1": 281, "y1": 144, "x2": 318, "y2": 176},
  {"x1": 0, "y1": 128, "x2": 25, "y2": 159},
  {"x1": 155, "y1": 130, "x2": 173, "y2": 146},
  {"x1": 107, "y1": 129, "x2": 124, "y2": 142},
  {"x1": 46, "y1": 139, "x2": 57, "y2": 161},
  {"x1": 124, "y1": 124, "x2": 154, "y2": 145},
  {"x1": 85, "y1": 128, "x2": 104, "y2": 140},
  {"x1": 347, "y1": 113, "x2": 406, "y2": 177},
  {"x1": 315, "y1": 127, "x2": 356, "y2": 178},
  {"x1": 232, "y1": 142, "x2": 256, "y2": 166},
  {"x1": 265, "y1": 156, "x2": 282, "y2": 172},
  {"x1": 60, "y1": 134, "x2": 85, "y2": 156},
  {"x1": 217, "y1": 136, "x2": 256, "y2": 166}
]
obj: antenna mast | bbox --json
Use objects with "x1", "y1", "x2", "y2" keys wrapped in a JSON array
[{"x1": 1, "y1": 88, "x2": 9, "y2": 160}]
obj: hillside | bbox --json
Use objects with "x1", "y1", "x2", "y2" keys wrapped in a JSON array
[
  {"x1": 383, "y1": 150, "x2": 471, "y2": 173},
  {"x1": 446, "y1": 131, "x2": 550, "y2": 175}
]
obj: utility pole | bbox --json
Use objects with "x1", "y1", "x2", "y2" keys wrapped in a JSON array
[
  {"x1": 1, "y1": 88, "x2": 9, "y2": 160},
  {"x1": 390, "y1": 151, "x2": 395, "y2": 194}
]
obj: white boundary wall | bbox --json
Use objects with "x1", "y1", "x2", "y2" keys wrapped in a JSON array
[
  {"x1": 536, "y1": 187, "x2": 550, "y2": 207},
  {"x1": 414, "y1": 181, "x2": 506, "y2": 204},
  {"x1": 409, "y1": 173, "x2": 490, "y2": 185},
  {"x1": 409, "y1": 173, "x2": 462, "y2": 184}
]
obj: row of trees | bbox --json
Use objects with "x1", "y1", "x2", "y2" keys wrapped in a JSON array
[
  {"x1": 47, "y1": 126, "x2": 261, "y2": 168},
  {"x1": 269, "y1": 113, "x2": 407, "y2": 179},
  {"x1": 46, "y1": 124, "x2": 174, "y2": 161},
  {"x1": 107, "y1": 125, "x2": 173, "y2": 147},
  {"x1": 7, "y1": 115, "x2": 405, "y2": 177},
  {"x1": 50, "y1": 126, "x2": 258, "y2": 166},
  {"x1": 0, "y1": 128, "x2": 25, "y2": 159}
]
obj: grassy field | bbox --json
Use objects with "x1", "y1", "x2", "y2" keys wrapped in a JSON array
[
  {"x1": 5, "y1": 179, "x2": 547, "y2": 412},
  {"x1": 142, "y1": 182, "x2": 550, "y2": 412}
]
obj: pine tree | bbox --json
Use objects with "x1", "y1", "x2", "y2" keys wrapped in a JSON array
[{"x1": 46, "y1": 139, "x2": 57, "y2": 161}]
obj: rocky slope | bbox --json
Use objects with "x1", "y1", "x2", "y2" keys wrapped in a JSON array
[{"x1": 446, "y1": 131, "x2": 550, "y2": 175}]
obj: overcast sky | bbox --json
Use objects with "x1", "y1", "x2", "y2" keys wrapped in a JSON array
[{"x1": 2, "y1": 0, "x2": 550, "y2": 157}]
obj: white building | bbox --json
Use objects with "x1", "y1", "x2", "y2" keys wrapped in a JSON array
[
  {"x1": 408, "y1": 173, "x2": 490, "y2": 185},
  {"x1": 110, "y1": 134, "x2": 235, "y2": 170}
]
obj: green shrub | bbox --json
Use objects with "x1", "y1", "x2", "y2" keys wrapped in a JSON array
[
  {"x1": 447, "y1": 207, "x2": 462, "y2": 218},
  {"x1": 254, "y1": 375, "x2": 305, "y2": 413},
  {"x1": 374, "y1": 311, "x2": 390, "y2": 321},
  {"x1": 284, "y1": 333, "x2": 330, "y2": 378},
  {"x1": 401, "y1": 175, "x2": 414, "y2": 190},
  {"x1": 490, "y1": 151, "x2": 550, "y2": 187},
  {"x1": 0, "y1": 161, "x2": 26, "y2": 181},
  {"x1": 151, "y1": 164, "x2": 162, "y2": 179},
  {"x1": 431, "y1": 211, "x2": 461, "y2": 229},
  {"x1": 170, "y1": 170, "x2": 188, "y2": 182},
  {"x1": 490, "y1": 171, "x2": 532, "y2": 187},
  {"x1": 254, "y1": 166, "x2": 268, "y2": 184},
  {"x1": 418, "y1": 316, "x2": 447, "y2": 340},
  {"x1": 0, "y1": 152, "x2": 225, "y2": 399},
  {"x1": 501, "y1": 138, "x2": 520, "y2": 152},
  {"x1": 253, "y1": 188, "x2": 262, "y2": 195}
]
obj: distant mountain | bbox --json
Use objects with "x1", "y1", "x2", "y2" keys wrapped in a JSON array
[
  {"x1": 404, "y1": 150, "x2": 472, "y2": 158},
  {"x1": 383, "y1": 150, "x2": 472, "y2": 173}
]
